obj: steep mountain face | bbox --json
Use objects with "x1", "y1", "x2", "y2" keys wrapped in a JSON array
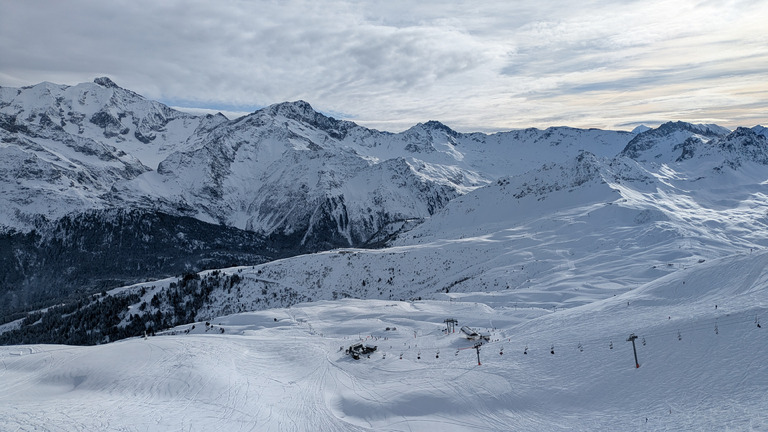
[
  {"x1": 0, "y1": 78, "x2": 223, "y2": 231},
  {"x1": 752, "y1": 125, "x2": 768, "y2": 137},
  {"x1": 0, "y1": 77, "x2": 215, "y2": 167},
  {"x1": 109, "y1": 99, "x2": 636, "y2": 250},
  {"x1": 0, "y1": 79, "x2": 637, "y2": 248},
  {"x1": 714, "y1": 127, "x2": 768, "y2": 167},
  {"x1": 112, "y1": 103, "x2": 473, "y2": 249},
  {"x1": 0, "y1": 112, "x2": 149, "y2": 228},
  {"x1": 620, "y1": 121, "x2": 730, "y2": 162}
]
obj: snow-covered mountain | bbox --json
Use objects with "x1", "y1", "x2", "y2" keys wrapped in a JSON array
[
  {"x1": 0, "y1": 77, "x2": 222, "y2": 229},
  {"x1": 110, "y1": 101, "x2": 638, "y2": 249},
  {"x1": 2, "y1": 78, "x2": 768, "y2": 430},
  {"x1": 0, "y1": 77, "x2": 214, "y2": 166},
  {"x1": 619, "y1": 120, "x2": 730, "y2": 162},
  {"x1": 166, "y1": 124, "x2": 767, "y2": 319},
  {"x1": 2, "y1": 77, "x2": 768, "y2": 346},
  {"x1": 0, "y1": 78, "x2": 634, "y2": 244},
  {"x1": 111, "y1": 103, "x2": 475, "y2": 249},
  {"x1": 0, "y1": 78, "x2": 641, "y2": 319},
  {"x1": 5, "y1": 115, "x2": 768, "y2": 345},
  {"x1": 137, "y1": 129, "x2": 768, "y2": 320}
]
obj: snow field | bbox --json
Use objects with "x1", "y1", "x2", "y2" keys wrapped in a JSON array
[{"x1": 1, "y1": 251, "x2": 766, "y2": 431}]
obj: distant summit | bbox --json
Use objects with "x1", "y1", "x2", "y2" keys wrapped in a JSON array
[
  {"x1": 620, "y1": 121, "x2": 730, "y2": 161},
  {"x1": 94, "y1": 76, "x2": 119, "y2": 88},
  {"x1": 631, "y1": 125, "x2": 651, "y2": 134}
]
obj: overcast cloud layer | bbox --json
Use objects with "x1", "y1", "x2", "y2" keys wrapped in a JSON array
[{"x1": 1, "y1": 0, "x2": 766, "y2": 132}]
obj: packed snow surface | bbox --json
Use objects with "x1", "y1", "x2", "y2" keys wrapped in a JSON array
[{"x1": 2, "y1": 251, "x2": 766, "y2": 431}]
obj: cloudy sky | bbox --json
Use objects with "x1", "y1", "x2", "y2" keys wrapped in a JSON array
[{"x1": 1, "y1": 0, "x2": 766, "y2": 132}]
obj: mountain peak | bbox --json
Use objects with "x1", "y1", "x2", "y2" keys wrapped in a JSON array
[
  {"x1": 656, "y1": 121, "x2": 730, "y2": 137},
  {"x1": 422, "y1": 120, "x2": 459, "y2": 137},
  {"x1": 93, "y1": 77, "x2": 120, "y2": 89},
  {"x1": 406, "y1": 120, "x2": 459, "y2": 138},
  {"x1": 620, "y1": 121, "x2": 731, "y2": 161},
  {"x1": 727, "y1": 126, "x2": 759, "y2": 138},
  {"x1": 631, "y1": 125, "x2": 651, "y2": 134},
  {"x1": 751, "y1": 125, "x2": 767, "y2": 138},
  {"x1": 717, "y1": 127, "x2": 768, "y2": 165},
  {"x1": 267, "y1": 100, "x2": 318, "y2": 119},
  {"x1": 256, "y1": 100, "x2": 357, "y2": 140}
]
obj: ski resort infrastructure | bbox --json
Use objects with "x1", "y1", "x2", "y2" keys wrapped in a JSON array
[{"x1": 1, "y1": 253, "x2": 766, "y2": 430}]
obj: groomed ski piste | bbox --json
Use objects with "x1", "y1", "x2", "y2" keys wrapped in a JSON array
[{"x1": 2, "y1": 250, "x2": 766, "y2": 431}]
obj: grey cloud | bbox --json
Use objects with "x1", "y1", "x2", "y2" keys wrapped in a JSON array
[
  {"x1": 0, "y1": 0, "x2": 765, "y2": 132},
  {"x1": 546, "y1": 66, "x2": 768, "y2": 97}
]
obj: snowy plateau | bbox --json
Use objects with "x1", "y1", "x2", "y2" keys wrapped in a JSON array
[{"x1": 1, "y1": 78, "x2": 767, "y2": 431}]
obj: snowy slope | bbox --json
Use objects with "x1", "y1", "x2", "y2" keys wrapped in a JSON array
[
  {"x1": 0, "y1": 79, "x2": 637, "y2": 250},
  {"x1": 0, "y1": 78, "x2": 221, "y2": 230},
  {"x1": 0, "y1": 79, "x2": 642, "y2": 321},
  {"x1": 1, "y1": 251, "x2": 766, "y2": 431},
  {"x1": 112, "y1": 102, "x2": 636, "y2": 248},
  {"x1": 0, "y1": 77, "x2": 213, "y2": 167},
  {"x1": 7, "y1": 124, "x2": 762, "y2": 346},
  {"x1": 4, "y1": 121, "x2": 766, "y2": 341},
  {"x1": 619, "y1": 121, "x2": 730, "y2": 163},
  {"x1": 170, "y1": 140, "x2": 768, "y2": 316}
]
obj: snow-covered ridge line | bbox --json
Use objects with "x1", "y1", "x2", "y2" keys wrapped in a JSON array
[
  {"x1": 2, "y1": 77, "x2": 768, "y2": 338},
  {"x1": 4, "y1": 77, "x2": 760, "y2": 242}
]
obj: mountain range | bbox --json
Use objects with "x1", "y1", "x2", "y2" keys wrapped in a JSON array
[
  {"x1": 2, "y1": 77, "x2": 768, "y2": 430},
  {"x1": 1, "y1": 77, "x2": 767, "y2": 343}
]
